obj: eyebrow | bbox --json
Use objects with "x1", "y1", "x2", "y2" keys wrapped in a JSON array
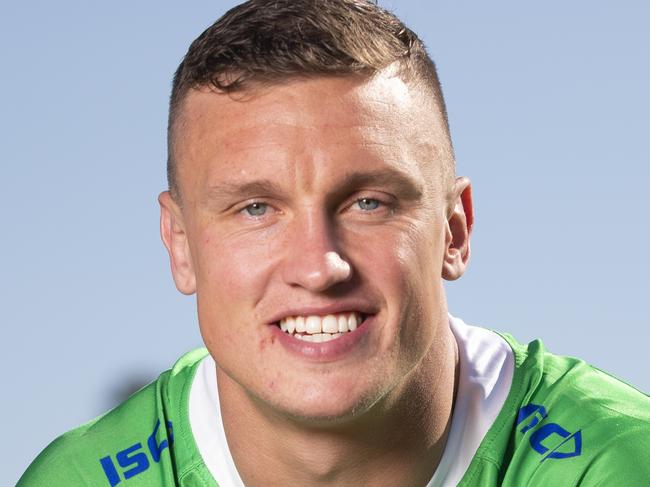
[
  {"x1": 336, "y1": 168, "x2": 424, "y2": 200},
  {"x1": 202, "y1": 167, "x2": 424, "y2": 208},
  {"x1": 201, "y1": 179, "x2": 287, "y2": 210}
]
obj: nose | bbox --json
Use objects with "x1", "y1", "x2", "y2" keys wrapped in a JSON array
[{"x1": 281, "y1": 211, "x2": 353, "y2": 292}]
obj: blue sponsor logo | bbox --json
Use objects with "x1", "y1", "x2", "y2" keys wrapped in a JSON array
[
  {"x1": 517, "y1": 403, "x2": 582, "y2": 462},
  {"x1": 99, "y1": 419, "x2": 174, "y2": 486}
]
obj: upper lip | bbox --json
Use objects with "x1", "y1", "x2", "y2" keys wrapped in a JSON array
[{"x1": 266, "y1": 301, "x2": 378, "y2": 325}]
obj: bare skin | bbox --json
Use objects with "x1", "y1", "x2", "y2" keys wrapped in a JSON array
[{"x1": 159, "y1": 70, "x2": 473, "y2": 486}]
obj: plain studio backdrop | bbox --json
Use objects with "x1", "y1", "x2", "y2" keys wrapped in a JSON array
[{"x1": 2, "y1": 1, "x2": 648, "y2": 484}]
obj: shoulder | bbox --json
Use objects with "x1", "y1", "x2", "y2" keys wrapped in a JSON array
[
  {"x1": 17, "y1": 348, "x2": 209, "y2": 487},
  {"x1": 504, "y1": 332, "x2": 650, "y2": 428},
  {"x1": 494, "y1": 332, "x2": 650, "y2": 484}
]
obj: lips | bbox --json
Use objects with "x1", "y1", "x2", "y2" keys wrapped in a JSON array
[
  {"x1": 271, "y1": 311, "x2": 375, "y2": 361},
  {"x1": 278, "y1": 312, "x2": 364, "y2": 342}
]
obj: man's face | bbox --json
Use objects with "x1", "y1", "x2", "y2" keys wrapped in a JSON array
[{"x1": 162, "y1": 72, "x2": 464, "y2": 421}]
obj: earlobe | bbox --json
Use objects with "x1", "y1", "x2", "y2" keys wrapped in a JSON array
[
  {"x1": 158, "y1": 191, "x2": 197, "y2": 295},
  {"x1": 442, "y1": 178, "x2": 473, "y2": 281}
]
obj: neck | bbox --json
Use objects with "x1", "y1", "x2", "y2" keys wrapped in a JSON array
[{"x1": 217, "y1": 324, "x2": 459, "y2": 487}]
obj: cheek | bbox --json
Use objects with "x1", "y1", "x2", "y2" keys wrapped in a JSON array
[
  {"x1": 373, "y1": 224, "x2": 446, "y2": 348},
  {"x1": 374, "y1": 223, "x2": 443, "y2": 294},
  {"x1": 193, "y1": 227, "x2": 278, "y2": 325}
]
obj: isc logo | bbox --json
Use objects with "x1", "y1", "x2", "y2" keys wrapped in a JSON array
[
  {"x1": 517, "y1": 403, "x2": 582, "y2": 462},
  {"x1": 99, "y1": 419, "x2": 174, "y2": 486}
]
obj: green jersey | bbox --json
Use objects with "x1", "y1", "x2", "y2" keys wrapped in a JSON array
[{"x1": 18, "y1": 321, "x2": 650, "y2": 486}]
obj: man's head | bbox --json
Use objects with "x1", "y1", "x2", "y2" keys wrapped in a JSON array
[
  {"x1": 159, "y1": 0, "x2": 472, "y2": 424},
  {"x1": 167, "y1": 0, "x2": 454, "y2": 203}
]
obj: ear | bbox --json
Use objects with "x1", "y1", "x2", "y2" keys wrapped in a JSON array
[
  {"x1": 442, "y1": 177, "x2": 474, "y2": 281},
  {"x1": 159, "y1": 191, "x2": 197, "y2": 295}
]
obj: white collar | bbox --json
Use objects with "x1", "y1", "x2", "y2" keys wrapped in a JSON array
[{"x1": 426, "y1": 316, "x2": 514, "y2": 486}]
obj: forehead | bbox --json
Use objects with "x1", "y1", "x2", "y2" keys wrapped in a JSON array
[{"x1": 173, "y1": 73, "x2": 447, "y2": 198}]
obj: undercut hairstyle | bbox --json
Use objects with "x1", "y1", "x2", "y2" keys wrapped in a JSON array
[{"x1": 167, "y1": 0, "x2": 454, "y2": 201}]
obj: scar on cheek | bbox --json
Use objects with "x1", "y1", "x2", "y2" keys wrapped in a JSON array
[{"x1": 258, "y1": 335, "x2": 276, "y2": 351}]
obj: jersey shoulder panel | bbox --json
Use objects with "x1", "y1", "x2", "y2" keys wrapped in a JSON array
[
  {"x1": 460, "y1": 332, "x2": 650, "y2": 486},
  {"x1": 502, "y1": 332, "x2": 650, "y2": 424},
  {"x1": 574, "y1": 426, "x2": 650, "y2": 484},
  {"x1": 17, "y1": 348, "x2": 212, "y2": 487}
]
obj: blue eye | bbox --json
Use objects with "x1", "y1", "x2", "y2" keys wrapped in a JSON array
[
  {"x1": 243, "y1": 202, "x2": 268, "y2": 216},
  {"x1": 357, "y1": 198, "x2": 380, "y2": 211}
]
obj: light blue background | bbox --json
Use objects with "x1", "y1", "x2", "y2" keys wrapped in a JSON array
[{"x1": 3, "y1": 1, "x2": 648, "y2": 484}]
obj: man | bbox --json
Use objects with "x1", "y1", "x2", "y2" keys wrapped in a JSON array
[{"x1": 18, "y1": 1, "x2": 650, "y2": 485}]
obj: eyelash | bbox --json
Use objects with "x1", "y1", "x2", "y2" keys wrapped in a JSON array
[
  {"x1": 353, "y1": 197, "x2": 382, "y2": 212},
  {"x1": 240, "y1": 201, "x2": 270, "y2": 218},
  {"x1": 236, "y1": 194, "x2": 392, "y2": 220}
]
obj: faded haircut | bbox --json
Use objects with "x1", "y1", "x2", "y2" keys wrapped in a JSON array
[{"x1": 167, "y1": 0, "x2": 454, "y2": 200}]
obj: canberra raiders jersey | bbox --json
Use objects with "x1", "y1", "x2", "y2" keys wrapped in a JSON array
[{"x1": 18, "y1": 317, "x2": 650, "y2": 486}]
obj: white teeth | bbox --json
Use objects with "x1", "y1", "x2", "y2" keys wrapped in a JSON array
[
  {"x1": 278, "y1": 312, "x2": 365, "y2": 342},
  {"x1": 322, "y1": 333, "x2": 341, "y2": 342},
  {"x1": 338, "y1": 315, "x2": 348, "y2": 332},
  {"x1": 305, "y1": 316, "x2": 322, "y2": 334},
  {"x1": 297, "y1": 332, "x2": 343, "y2": 343},
  {"x1": 286, "y1": 317, "x2": 296, "y2": 334},
  {"x1": 295, "y1": 316, "x2": 306, "y2": 333},
  {"x1": 348, "y1": 313, "x2": 358, "y2": 331},
  {"x1": 322, "y1": 315, "x2": 338, "y2": 333}
]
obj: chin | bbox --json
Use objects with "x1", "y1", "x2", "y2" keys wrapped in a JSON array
[
  {"x1": 267, "y1": 381, "x2": 387, "y2": 427},
  {"x1": 278, "y1": 402, "x2": 372, "y2": 427}
]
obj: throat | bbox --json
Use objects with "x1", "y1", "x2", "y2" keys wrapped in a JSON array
[{"x1": 216, "y1": 356, "x2": 457, "y2": 487}]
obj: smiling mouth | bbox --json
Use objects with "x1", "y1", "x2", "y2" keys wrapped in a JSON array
[{"x1": 277, "y1": 312, "x2": 367, "y2": 342}]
